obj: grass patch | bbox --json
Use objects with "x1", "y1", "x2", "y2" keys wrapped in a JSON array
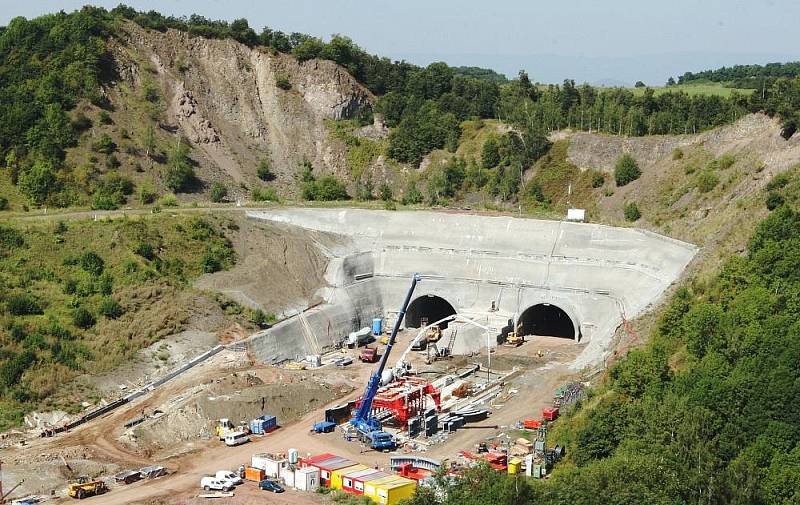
[{"x1": 0, "y1": 214, "x2": 235, "y2": 430}]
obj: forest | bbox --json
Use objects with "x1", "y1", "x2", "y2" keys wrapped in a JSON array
[
  {"x1": 677, "y1": 61, "x2": 800, "y2": 89},
  {"x1": 3, "y1": 6, "x2": 800, "y2": 208}
]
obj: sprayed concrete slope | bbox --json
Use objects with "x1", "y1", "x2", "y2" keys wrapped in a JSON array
[{"x1": 244, "y1": 209, "x2": 697, "y2": 369}]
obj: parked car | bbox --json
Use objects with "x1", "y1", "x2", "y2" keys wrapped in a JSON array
[
  {"x1": 259, "y1": 479, "x2": 285, "y2": 493},
  {"x1": 215, "y1": 470, "x2": 242, "y2": 485},
  {"x1": 200, "y1": 476, "x2": 234, "y2": 492}
]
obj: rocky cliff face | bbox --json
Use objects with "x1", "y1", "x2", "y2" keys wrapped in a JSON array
[{"x1": 113, "y1": 23, "x2": 372, "y2": 191}]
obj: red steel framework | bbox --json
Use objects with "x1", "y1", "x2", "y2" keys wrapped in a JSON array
[{"x1": 355, "y1": 377, "x2": 441, "y2": 427}]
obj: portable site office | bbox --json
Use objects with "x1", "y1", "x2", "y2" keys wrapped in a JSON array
[
  {"x1": 363, "y1": 475, "x2": 417, "y2": 505},
  {"x1": 311, "y1": 456, "x2": 358, "y2": 486},
  {"x1": 346, "y1": 469, "x2": 392, "y2": 495},
  {"x1": 330, "y1": 464, "x2": 371, "y2": 490},
  {"x1": 299, "y1": 453, "x2": 335, "y2": 468}
]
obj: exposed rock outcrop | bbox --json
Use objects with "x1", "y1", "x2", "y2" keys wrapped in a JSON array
[{"x1": 114, "y1": 22, "x2": 373, "y2": 192}]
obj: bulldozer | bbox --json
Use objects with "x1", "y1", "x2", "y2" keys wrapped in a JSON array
[{"x1": 68, "y1": 476, "x2": 108, "y2": 499}]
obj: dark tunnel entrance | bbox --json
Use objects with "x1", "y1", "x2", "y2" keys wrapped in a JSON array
[
  {"x1": 405, "y1": 295, "x2": 457, "y2": 329},
  {"x1": 519, "y1": 304, "x2": 576, "y2": 339}
]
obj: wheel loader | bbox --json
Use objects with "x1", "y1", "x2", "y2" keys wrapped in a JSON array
[{"x1": 68, "y1": 476, "x2": 109, "y2": 499}]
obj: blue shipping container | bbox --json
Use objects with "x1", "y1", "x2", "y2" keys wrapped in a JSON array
[
  {"x1": 250, "y1": 415, "x2": 277, "y2": 434},
  {"x1": 372, "y1": 318, "x2": 382, "y2": 336}
]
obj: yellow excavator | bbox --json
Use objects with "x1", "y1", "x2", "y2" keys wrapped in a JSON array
[
  {"x1": 67, "y1": 476, "x2": 108, "y2": 499},
  {"x1": 505, "y1": 321, "x2": 524, "y2": 347}
]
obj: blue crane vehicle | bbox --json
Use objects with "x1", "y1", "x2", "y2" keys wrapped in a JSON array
[{"x1": 348, "y1": 273, "x2": 421, "y2": 450}]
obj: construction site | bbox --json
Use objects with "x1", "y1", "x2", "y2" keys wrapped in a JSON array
[{"x1": 0, "y1": 208, "x2": 697, "y2": 505}]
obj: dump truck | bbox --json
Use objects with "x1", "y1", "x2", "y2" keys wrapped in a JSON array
[{"x1": 68, "y1": 476, "x2": 108, "y2": 499}]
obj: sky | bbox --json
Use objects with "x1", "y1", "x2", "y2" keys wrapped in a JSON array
[{"x1": 1, "y1": 0, "x2": 797, "y2": 85}]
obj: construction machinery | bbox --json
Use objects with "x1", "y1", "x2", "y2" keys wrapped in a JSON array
[
  {"x1": 411, "y1": 324, "x2": 441, "y2": 351},
  {"x1": 215, "y1": 418, "x2": 235, "y2": 440},
  {"x1": 67, "y1": 476, "x2": 108, "y2": 499},
  {"x1": 358, "y1": 346, "x2": 379, "y2": 363},
  {"x1": 504, "y1": 320, "x2": 524, "y2": 347},
  {"x1": 348, "y1": 273, "x2": 421, "y2": 451}
]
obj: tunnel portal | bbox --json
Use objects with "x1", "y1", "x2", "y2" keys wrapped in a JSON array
[
  {"x1": 405, "y1": 295, "x2": 457, "y2": 329},
  {"x1": 519, "y1": 303, "x2": 576, "y2": 340}
]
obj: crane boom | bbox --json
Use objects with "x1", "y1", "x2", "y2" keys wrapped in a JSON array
[{"x1": 351, "y1": 273, "x2": 421, "y2": 434}]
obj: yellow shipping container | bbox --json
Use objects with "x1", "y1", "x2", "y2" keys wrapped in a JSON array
[
  {"x1": 330, "y1": 464, "x2": 370, "y2": 490},
  {"x1": 508, "y1": 457, "x2": 523, "y2": 475},
  {"x1": 364, "y1": 475, "x2": 417, "y2": 505}
]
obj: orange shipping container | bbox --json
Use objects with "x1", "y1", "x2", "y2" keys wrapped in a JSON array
[
  {"x1": 523, "y1": 419, "x2": 542, "y2": 429},
  {"x1": 245, "y1": 466, "x2": 266, "y2": 482}
]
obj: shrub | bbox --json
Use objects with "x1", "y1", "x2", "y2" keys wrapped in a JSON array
[
  {"x1": 252, "y1": 186, "x2": 279, "y2": 202},
  {"x1": 696, "y1": 170, "x2": 720, "y2": 193},
  {"x1": 100, "y1": 298, "x2": 123, "y2": 319},
  {"x1": 624, "y1": 201, "x2": 641, "y2": 222},
  {"x1": 158, "y1": 194, "x2": 179, "y2": 207},
  {"x1": 63, "y1": 278, "x2": 78, "y2": 294},
  {"x1": 163, "y1": 163, "x2": 195, "y2": 193},
  {"x1": 134, "y1": 242, "x2": 155, "y2": 260},
  {"x1": 591, "y1": 171, "x2": 605, "y2": 188},
  {"x1": 92, "y1": 134, "x2": 116, "y2": 154},
  {"x1": 250, "y1": 308, "x2": 275, "y2": 328},
  {"x1": 302, "y1": 176, "x2": 349, "y2": 201},
  {"x1": 98, "y1": 110, "x2": 112, "y2": 125},
  {"x1": 139, "y1": 185, "x2": 157, "y2": 204},
  {"x1": 201, "y1": 251, "x2": 223, "y2": 273},
  {"x1": 718, "y1": 153, "x2": 735, "y2": 170},
  {"x1": 766, "y1": 172, "x2": 790, "y2": 191},
  {"x1": 482, "y1": 137, "x2": 501, "y2": 168},
  {"x1": 672, "y1": 148, "x2": 684, "y2": 160},
  {"x1": 379, "y1": 183, "x2": 393, "y2": 201},
  {"x1": 91, "y1": 192, "x2": 118, "y2": 210},
  {"x1": 164, "y1": 140, "x2": 195, "y2": 192},
  {"x1": 401, "y1": 181, "x2": 424, "y2": 205},
  {"x1": 0, "y1": 225, "x2": 24, "y2": 250},
  {"x1": 72, "y1": 111, "x2": 92, "y2": 130},
  {"x1": 526, "y1": 182, "x2": 546, "y2": 203},
  {"x1": 0, "y1": 196, "x2": 8, "y2": 210},
  {"x1": 614, "y1": 154, "x2": 641, "y2": 186},
  {"x1": 256, "y1": 158, "x2": 275, "y2": 181},
  {"x1": 210, "y1": 182, "x2": 227, "y2": 203},
  {"x1": 766, "y1": 192, "x2": 785, "y2": 210},
  {"x1": 6, "y1": 293, "x2": 43, "y2": 316},
  {"x1": 105, "y1": 154, "x2": 121, "y2": 170},
  {"x1": 79, "y1": 251, "x2": 105, "y2": 276},
  {"x1": 276, "y1": 74, "x2": 292, "y2": 90},
  {"x1": 72, "y1": 307, "x2": 96, "y2": 329}
]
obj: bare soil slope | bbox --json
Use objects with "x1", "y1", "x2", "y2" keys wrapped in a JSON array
[
  {"x1": 194, "y1": 216, "x2": 335, "y2": 316},
  {"x1": 563, "y1": 113, "x2": 800, "y2": 273}
]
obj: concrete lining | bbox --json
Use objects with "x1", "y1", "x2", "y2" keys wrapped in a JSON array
[{"x1": 243, "y1": 208, "x2": 697, "y2": 369}]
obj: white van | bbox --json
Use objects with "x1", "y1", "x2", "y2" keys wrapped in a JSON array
[
  {"x1": 224, "y1": 431, "x2": 250, "y2": 447},
  {"x1": 200, "y1": 476, "x2": 233, "y2": 492}
]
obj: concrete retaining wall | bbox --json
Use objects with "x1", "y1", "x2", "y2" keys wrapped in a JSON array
[{"x1": 244, "y1": 209, "x2": 697, "y2": 368}]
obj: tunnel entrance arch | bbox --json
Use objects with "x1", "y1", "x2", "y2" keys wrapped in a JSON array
[
  {"x1": 406, "y1": 295, "x2": 457, "y2": 329},
  {"x1": 519, "y1": 303, "x2": 576, "y2": 340}
]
